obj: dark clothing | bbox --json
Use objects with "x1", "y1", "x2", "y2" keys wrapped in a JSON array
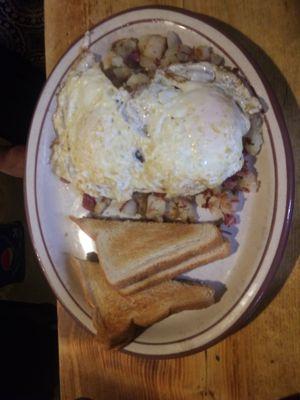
[
  {"x1": 0, "y1": 4, "x2": 57, "y2": 400},
  {"x1": 0, "y1": 0, "x2": 45, "y2": 145},
  {"x1": 0, "y1": 301, "x2": 58, "y2": 400},
  {"x1": 0, "y1": 45, "x2": 45, "y2": 145},
  {"x1": 0, "y1": 0, "x2": 45, "y2": 69}
]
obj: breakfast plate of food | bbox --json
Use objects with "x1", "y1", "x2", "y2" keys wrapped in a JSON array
[{"x1": 25, "y1": 7, "x2": 294, "y2": 357}]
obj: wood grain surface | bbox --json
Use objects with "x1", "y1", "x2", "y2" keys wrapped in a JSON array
[{"x1": 45, "y1": 1, "x2": 300, "y2": 399}]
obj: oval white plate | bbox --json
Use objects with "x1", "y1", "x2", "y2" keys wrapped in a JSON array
[{"x1": 25, "y1": 7, "x2": 294, "y2": 358}]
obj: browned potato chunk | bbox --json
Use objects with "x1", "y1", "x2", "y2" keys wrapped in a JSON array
[
  {"x1": 126, "y1": 73, "x2": 149, "y2": 90},
  {"x1": 112, "y1": 66, "x2": 132, "y2": 81},
  {"x1": 160, "y1": 47, "x2": 179, "y2": 67},
  {"x1": 94, "y1": 197, "x2": 111, "y2": 215},
  {"x1": 196, "y1": 193, "x2": 223, "y2": 222},
  {"x1": 112, "y1": 38, "x2": 138, "y2": 59},
  {"x1": 238, "y1": 172, "x2": 259, "y2": 193},
  {"x1": 111, "y1": 55, "x2": 124, "y2": 68},
  {"x1": 132, "y1": 192, "x2": 148, "y2": 217},
  {"x1": 139, "y1": 35, "x2": 167, "y2": 60},
  {"x1": 120, "y1": 199, "x2": 138, "y2": 216},
  {"x1": 164, "y1": 197, "x2": 198, "y2": 222},
  {"x1": 245, "y1": 114, "x2": 263, "y2": 156},
  {"x1": 193, "y1": 46, "x2": 212, "y2": 61},
  {"x1": 210, "y1": 52, "x2": 224, "y2": 66},
  {"x1": 139, "y1": 55, "x2": 157, "y2": 72},
  {"x1": 166, "y1": 31, "x2": 182, "y2": 48},
  {"x1": 138, "y1": 35, "x2": 151, "y2": 53},
  {"x1": 164, "y1": 199, "x2": 179, "y2": 221},
  {"x1": 101, "y1": 50, "x2": 117, "y2": 70},
  {"x1": 146, "y1": 194, "x2": 166, "y2": 221},
  {"x1": 176, "y1": 197, "x2": 198, "y2": 222},
  {"x1": 104, "y1": 66, "x2": 132, "y2": 87},
  {"x1": 177, "y1": 44, "x2": 193, "y2": 62}
]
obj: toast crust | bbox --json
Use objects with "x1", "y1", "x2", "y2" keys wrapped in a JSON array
[
  {"x1": 120, "y1": 241, "x2": 231, "y2": 295},
  {"x1": 108, "y1": 233, "x2": 223, "y2": 288},
  {"x1": 71, "y1": 217, "x2": 224, "y2": 288}
]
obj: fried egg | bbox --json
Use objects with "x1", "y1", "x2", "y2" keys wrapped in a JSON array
[
  {"x1": 52, "y1": 59, "x2": 147, "y2": 200},
  {"x1": 52, "y1": 53, "x2": 261, "y2": 201}
]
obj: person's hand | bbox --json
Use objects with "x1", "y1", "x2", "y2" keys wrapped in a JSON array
[{"x1": 0, "y1": 145, "x2": 26, "y2": 178}]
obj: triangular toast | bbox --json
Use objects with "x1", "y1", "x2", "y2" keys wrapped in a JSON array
[
  {"x1": 71, "y1": 218, "x2": 225, "y2": 289},
  {"x1": 70, "y1": 256, "x2": 215, "y2": 348}
]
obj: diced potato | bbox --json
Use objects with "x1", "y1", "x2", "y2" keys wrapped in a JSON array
[
  {"x1": 138, "y1": 35, "x2": 151, "y2": 53},
  {"x1": 139, "y1": 35, "x2": 167, "y2": 60},
  {"x1": 146, "y1": 194, "x2": 166, "y2": 221},
  {"x1": 197, "y1": 207, "x2": 222, "y2": 222},
  {"x1": 193, "y1": 46, "x2": 212, "y2": 62},
  {"x1": 177, "y1": 44, "x2": 193, "y2": 62},
  {"x1": 120, "y1": 199, "x2": 138, "y2": 216},
  {"x1": 219, "y1": 193, "x2": 236, "y2": 214},
  {"x1": 139, "y1": 55, "x2": 157, "y2": 72},
  {"x1": 245, "y1": 130, "x2": 263, "y2": 156},
  {"x1": 208, "y1": 195, "x2": 221, "y2": 211},
  {"x1": 126, "y1": 73, "x2": 149, "y2": 90},
  {"x1": 210, "y1": 52, "x2": 224, "y2": 66},
  {"x1": 176, "y1": 197, "x2": 198, "y2": 222},
  {"x1": 160, "y1": 48, "x2": 179, "y2": 67},
  {"x1": 111, "y1": 55, "x2": 124, "y2": 67},
  {"x1": 195, "y1": 193, "x2": 206, "y2": 208},
  {"x1": 112, "y1": 38, "x2": 138, "y2": 59},
  {"x1": 94, "y1": 197, "x2": 111, "y2": 215},
  {"x1": 112, "y1": 66, "x2": 132, "y2": 81},
  {"x1": 164, "y1": 197, "x2": 198, "y2": 222},
  {"x1": 132, "y1": 192, "x2": 148, "y2": 217},
  {"x1": 167, "y1": 31, "x2": 182, "y2": 48},
  {"x1": 245, "y1": 114, "x2": 263, "y2": 156},
  {"x1": 196, "y1": 193, "x2": 223, "y2": 222},
  {"x1": 239, "y1": 172, "x2": 259, "y2": 193},
  {"x1": 101, "y1": 50, "x2": 117, "y2": 70},
  {"x1": 164, "y1": 199, "x2": 179, "y2": 221}
]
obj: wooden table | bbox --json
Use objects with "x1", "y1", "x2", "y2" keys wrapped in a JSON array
[{"x1": 45, "y1": 1, "x2": 300, "y2": 399}]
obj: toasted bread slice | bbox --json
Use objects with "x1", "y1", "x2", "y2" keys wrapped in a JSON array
[
  {"x1": 70, "y1": 256, "x2": 215, "y2": 348},
  {"x1": 71, "y1": 218, "x2": 223, "y2": 288},
  {"x1": 120, "y1": 241, "x2": 230, "y2": 295}
]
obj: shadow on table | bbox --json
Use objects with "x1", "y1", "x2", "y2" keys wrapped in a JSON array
[
  {"x1": 279, "y1": 395, "x2": 300, "y2": 400},
  {"x1": 201, "y1": 15, "x2": 300, "y2": 327},
  {"x1": 0, "y1": 301, "x2": 58, "y2": 400}
]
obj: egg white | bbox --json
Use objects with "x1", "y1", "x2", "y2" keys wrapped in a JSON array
[
  {"x1": 52, "y1": 62, "x2": 148, "y2": 201},
  {"x1": 52, "y1": 54, "x2": 261, "y2": 201}
]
